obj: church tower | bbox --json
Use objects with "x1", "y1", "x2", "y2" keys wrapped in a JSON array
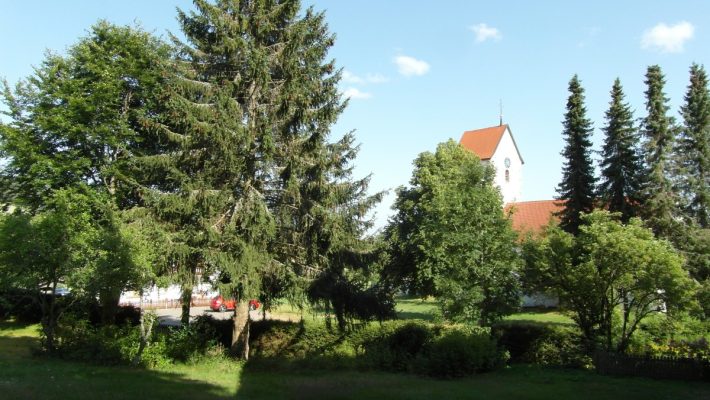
[{"x1": 459, "y1": 124, "x2": 523, "y2": 204}]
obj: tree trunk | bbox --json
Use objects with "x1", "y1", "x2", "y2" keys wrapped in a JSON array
[
  {"x1": 99, "y1": 288, "x2": 121, "y2": 325},
  {"x1": 40, "y1": 289, "x2": 56, "y2": 353},
  {"x1": 180, "y1": 285, "x2": 193, "y2": 326},
  {"x1": 132, "y1": 292, "x2": 154, "y2": 366},
  {"x1": 231, "y1": 300, "x2": 250, "y2": 359}
]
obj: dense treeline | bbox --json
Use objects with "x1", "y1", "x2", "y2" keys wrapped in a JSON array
[
  {"x1": 0, "y1": 0, "x2": 707, "y2": 373},
  {"x1": 529, "y1": 66, "x2": 710, "y2": 353},
  {"x1": 0, "y1": 0, "x2": 390, "y2": 360}
]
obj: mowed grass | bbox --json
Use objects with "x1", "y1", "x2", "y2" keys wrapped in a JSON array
[
  {"x1": 2, "y1": 317, "x2": 708, "y2": 400},
  {"x1": 395, "y1": 297, "x2": 575, "y2": 326}
]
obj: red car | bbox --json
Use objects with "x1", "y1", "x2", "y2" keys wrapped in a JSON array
[{"x1": 210, "y1": 295, "x2": 261, "y2": 312}]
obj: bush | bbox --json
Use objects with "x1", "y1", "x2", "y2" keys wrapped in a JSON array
[
  {"x1": 55, "y1": 317, "x2": 139, "y2": 365},
  {"x1": 627, "y1": 313, "x2": 710, "y2": 361},
  {"x1": 165, "y1": 314, "x2": 231, "y2": 361},
  {"x1": 492, "y1": 323, "x2": 590, "y2": 368},
  {"x1": 249, "y1": 320, "x2": 508, "y2": 378},
  {"x1": 0, "y1": 289, "x2": 42, "y2": 323},
  {"x1": 421, "y1": 328, "x2": 507, "y2": 378}
]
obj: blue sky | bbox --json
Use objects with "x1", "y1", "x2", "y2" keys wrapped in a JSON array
[{"x1": 2, "y1": 1, "x2": 709, "y2": 229}]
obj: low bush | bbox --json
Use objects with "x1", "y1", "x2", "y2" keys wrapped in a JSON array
[
  {"x1": 0, "y1": 289, "x2": 42, "y2": 323},
  {"x1": 54, "y1": 316, "x2": 169, "y2": 367},
  {"x1": 249, "y1": 320, "x2": 507, "y2": 377},
  {"x1": 165, "y1": 315, "x2": 230, "y2": 361},
  {"x1": 492, "y1": 322, "x2": 590, "y2": 368},
  {"x1": 50, "y1": 312, "x2": 235, "y2": 367},
  {"x1": 422, "y1": 328, "x2": 507, "y2": 378},
  {"x1": 627, "y1": 313, "x2": 710, "y2": 361}
]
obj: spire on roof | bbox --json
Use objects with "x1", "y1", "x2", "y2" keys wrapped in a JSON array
[{"x1": 499, "y1": 99, "x2": 503, "y2": 126}]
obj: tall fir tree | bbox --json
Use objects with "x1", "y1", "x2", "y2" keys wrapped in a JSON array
[
  {"x1": 148, "y1": 0, "x2": 382, "y2": 355},
  {"x1": 677, "y1": 63, "x2": 710, "y2": 228},
  {"x1": 598, "y1": 78, "x2": 643, "y2": 222},
  {"x1": 640, "y1": 65, "x2": 679, "y2": 237},
  {"x1": 556, "y1": 75, "x2": 597, "y2": 234}
]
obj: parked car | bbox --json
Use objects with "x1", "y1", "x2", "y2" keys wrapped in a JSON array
[
  {"x1": 210, "y1": 295, "x2": 261, "y2": 312},
  {"x1": 40, "y1": 286, "x2": 71, "y2": 297}
]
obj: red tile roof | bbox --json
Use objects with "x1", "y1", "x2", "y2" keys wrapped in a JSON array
[
  {"x1": 504, "y1": 200, "x2": 564, "y2": 235},
  {"x1": 459, "y1": 124, "x2": 508, "y2": 160}
]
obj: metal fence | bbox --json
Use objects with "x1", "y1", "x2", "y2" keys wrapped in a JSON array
[{"x1": 594, "y1": 350, "x2": 710, "y2": 381}]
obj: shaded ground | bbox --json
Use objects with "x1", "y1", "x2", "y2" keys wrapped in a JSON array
[{"x1": 3, "y1": 306, "x2": 707, "y2": 400}]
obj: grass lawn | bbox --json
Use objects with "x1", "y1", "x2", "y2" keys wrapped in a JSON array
[
  {"x1": 502, "y1": 310, "x2": 575, "y2": 326},
  {"x1": 2, "y1": 320, "x2": 708, "y2": 400}
]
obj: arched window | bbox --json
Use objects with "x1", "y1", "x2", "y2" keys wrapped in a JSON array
[{"x1": 505, "y1": 169, "x2": 510, "y2": 182}]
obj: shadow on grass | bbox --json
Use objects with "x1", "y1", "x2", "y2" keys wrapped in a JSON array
[
  {"x1": 497, "y1": 319, "x2": 574, "y2": 328},
  {"x1": 395, "y1": 311, "x2": 435, "y2": 321},
  {"x1": 0, "y1": 334, "x2": 234, "y2": 400}
]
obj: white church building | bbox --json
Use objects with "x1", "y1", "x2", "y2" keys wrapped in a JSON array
[
  {"x1": 459, "y1": 123, "x2": 560, "y2": 308},
  {"x1": 459, "y1": 123, "x2": 523, "y2": 204}
]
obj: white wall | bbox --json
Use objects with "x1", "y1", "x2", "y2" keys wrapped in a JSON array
[{"x1": 489, "y1": 126, "x2": 522, "y2": 204}]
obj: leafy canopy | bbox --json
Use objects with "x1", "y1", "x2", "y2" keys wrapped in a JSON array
[{"x1": 385, "y1": 140, "x2": 521, "y2": 325}]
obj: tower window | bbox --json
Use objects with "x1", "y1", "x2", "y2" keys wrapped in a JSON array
[{"x1": 505, "y1": 169, "x2": 510, "y2": 182}]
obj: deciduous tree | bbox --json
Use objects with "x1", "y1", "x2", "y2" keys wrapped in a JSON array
[
  {"x1": 523, "y1": 211, "x2": 695, "y2": 352},
  {"x1": 385, "y1": 140, "x2": 521, "y2": 326}
]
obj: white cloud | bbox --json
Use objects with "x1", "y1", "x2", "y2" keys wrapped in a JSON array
[
  {"x1": 341, "y1": 87, "x2": 372, "y2": 100},
  {"x1": 365, "y1": 73, "x2": 389, "y2": 84},
  {"x1": 641, "y1": 21, "x2": 694, "y2": 53},
  {"x1": 469, "y1": 23, "x2": 502, "y2": 43},
  {"x1": 342, "y1": 70, "x2": 364, "y2": 84},
  {"x1": 394, "y1": 55, "x2": 430, "y2": 77},
  {"x1": 342, "y1": 70, "x2": 389, "y2": 84}
]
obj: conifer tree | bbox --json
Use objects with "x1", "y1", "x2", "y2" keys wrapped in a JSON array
[
  {"x1": 150, "y1": 0, "x2": 382, "y2": 355},
  {"x1": 598, "y1": 78, "x2": 643, "y2": 222},
  {"x1": 640, "y1": 65, "x2": 679, "y2": 236},
  {"x1": 677, "y1": 63, "x2": 710, "y2": 228},
  {"x1": 556, "y1": 75, "x2": 597, "y2": 233}
]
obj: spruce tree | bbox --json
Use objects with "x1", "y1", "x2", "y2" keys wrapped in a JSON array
[
  {"x1": 556, "y1": 75, "x2": 597, "y2": 234},
  {"x1": 598, "y1": 78, "x2": 642, "y2": 222},
  {"x1": 677, "y1": 63, "x2": 710, "y2": 228},
  {"x1": 150, "y1": 0, "x2": 382, "y2": 354},
  {"x1": 640, "y1": 65, "x2": 679, "y2": 236}
]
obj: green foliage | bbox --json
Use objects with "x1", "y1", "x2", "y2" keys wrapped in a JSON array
[
  {"x1": 385, "y1": 140, "x2": 521, "y2": 326},
  {"x1": 640, "y1": 65, "x2": 680, "y2": 237},
  {"x1": 556, "y1": 75, "x2": 597, "y2": 234},
  {"x1": 54, "y1": 316, "x2": 170, "y2": 368},
  {"x1": 493, "y1": 323, "x2": 591, "y2": 368},
  {"x1": 0, "y1": 21, "x2": 171, "y2": 211},
  {"x1": 677, "y1": 63, "x2": 710, "y2": 228},
  {"x1": 249, "y1": 319, "x2": 507, "y2": 378},
  {"x1": 522, "y1": 210, "x2": 696, "y2": 352},
  {"x1": 0, "y1": 189, "x2": 103, "y2": 351},
  {"x1": 598, "y1": 78, "x2": 643, "y2": 222},
  {"x1": 147, "y1": 0, "x2": 385, "y2": 340},
  {"x1": 165, "y1": 315, "x2": 229, "y2": 361},
  {"x1": 0, "y1": 21, "x2": 173, "y2": 325}
]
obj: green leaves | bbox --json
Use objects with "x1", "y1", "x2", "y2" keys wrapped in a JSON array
[
  {"x1": 524, "y1": 210, "x2": 695, "y2": 351},
  {"x1": 386, "y1": 140, "x2": 521, "y2": 326}
]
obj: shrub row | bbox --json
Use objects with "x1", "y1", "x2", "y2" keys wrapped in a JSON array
[
  {"x1": 248, "y1": 320, "x2": 508, "y2": 378},
  {"x1": 54, "y1": 314, "x2": 230, "y2": 367},
  {"x1": 0, "y1": 288, "x2": 141, "y2": 326},
  {"x1": 491, "y1": 322, "x2": 591, "y2": 368}
]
